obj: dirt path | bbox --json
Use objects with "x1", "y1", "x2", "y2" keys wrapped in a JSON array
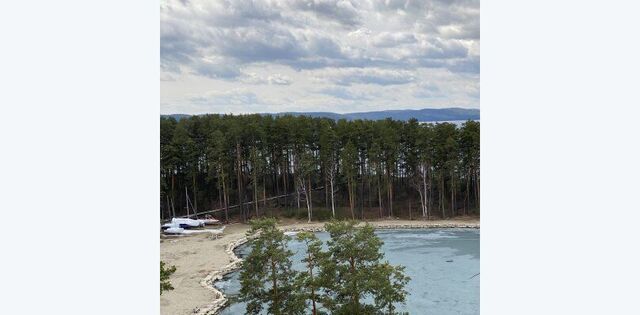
[{"x1": 160, "y1": 217, "x2": 479, "y2": 315}]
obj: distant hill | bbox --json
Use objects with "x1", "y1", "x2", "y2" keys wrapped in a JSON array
[
  {"x1": 162, "y1": 107, "x2": 479, "y2": 122},
  {"x1": 162, "y1": 114, "x2": 191, "y2": 121},
  {"x1": 278, "y1": 108, "x2": 479, "y2": 121}
]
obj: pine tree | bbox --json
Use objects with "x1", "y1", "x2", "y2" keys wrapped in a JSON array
[
  {"x1": 319, "y1": 120, "x2": 338, "y2": 218},
  {"x1": 160, "y1": 261, "x2": 176, "y2": 295},
  {"x1": 371, "y1": 262, "x2": 410, "y2": 315},
  {"x1": 341, "y1": 142, "x2": 358, "y2": 220},
  {"x1": 239, "y1": 218, "x2": 304, "y2": 315},
  {"x1": 297, "y1": 149, "x2": 315, "y2": 222},
  {"x1": 160, "y1": 114, "x2": 479, "y2": 222},
  {"x1": 295, "y1": 231, "x2": 328, "y2": 315},
  {"x1": 321, "y1": 220, "x2": 409, "y2": 314}
]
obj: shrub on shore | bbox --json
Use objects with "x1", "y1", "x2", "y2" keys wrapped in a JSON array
[{"x1": 160, "y1": 261, "x2": 177, "y2": 295}]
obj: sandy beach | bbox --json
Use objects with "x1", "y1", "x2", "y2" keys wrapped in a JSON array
[{"x1": 160, "y1": 217, "x2": 479, "y2": 315}]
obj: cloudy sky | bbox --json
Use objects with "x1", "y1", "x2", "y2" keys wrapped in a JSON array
[{"x1": 161, "y1": 0, "x2": 479, "y2": 114}]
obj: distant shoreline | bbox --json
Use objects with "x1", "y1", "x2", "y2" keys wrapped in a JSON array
[
  {"x1": 160, "y1": 218, "x2": 479, "y2": 315},
  {"x1": 160, "y1": 107, "x2": 480, "y2": 122}
]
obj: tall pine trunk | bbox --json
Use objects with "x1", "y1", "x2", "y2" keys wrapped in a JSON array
[
  {"x1": 171, "y1": 173, "x2": 176, "y2": 217},
  {"x1": 263, "y1": 177, "x2": 267, "y2": 209},
  {"x1": 348, "y1": 176, "x2": 355, "y2": 220},
  {"x1": 308, "y1": 177, "x2": 313, "y2": 220},
  {"x1": 170, "y1": 196, "x2": 176, "y2": 218},
  {"x1": 192, "y1": 173, "x2": 198, "y2": 213},
  {"x1": 466, "y1": 169, "x2": 470, "y2": 216},
  {"x1": 253, "y1": 168, "x2": 259, "y2": 218},
  {"x1": 378, "y1": 181, "x2": 383, "y2": 219},
  {"x1": 441, "y1": 176, "x2": 445, "y2": 219},
  {"x1": 236, "y1": 143, "x2": 245, "y2": 222},
  {"x1": 270, "y1": 258, "x2": 280, "y2": 315},
  {"x1": 451, "y1": 170, "x2": 456, "y2": 217},
  {"x1": 283, "y1": 160, "x2": 288, "y2": 208},
  {"x1": 222, "y1": 175, "x2": 229, "y2": 223},
  {"x1": 330, "y1": 174, "x2": 335, "y2": 218},
  {"x1": 296, "y1": 179, "x2": 301, "y2": 210},
  {"x1": 418, "y1": 191, "x2": 423, "y2": 219},
  {"x1": 475, "y1": 170, "x2": 480, "y2": 209},
  {"x1": 388, "y1": 176, "x2": 394, "y2": 218},
  {"x1": 424, "y1": 165, "x2": 429, "y2": 219},
  {"x1": 325, "y1": 170, "x2": 330, "y2": 209}
]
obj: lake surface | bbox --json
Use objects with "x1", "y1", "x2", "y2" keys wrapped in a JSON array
[
  {"x1": 216, "y1": 229, "x2": 479, "y2": 315},
  {"x1": 420, "y1": 119, "x2": 480, "y2": 127}
]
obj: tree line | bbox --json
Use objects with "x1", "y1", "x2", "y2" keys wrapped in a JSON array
[
  {"x1": 240, "y1": 218, "x2": 410, "y2": 315},
  {"x1": 160, "y1": 114, "x2": 479, "y2": 222}
]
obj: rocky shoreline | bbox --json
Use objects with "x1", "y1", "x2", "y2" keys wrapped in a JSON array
[
  {"x1": 198, "y1": 221, "x2": 479, "y2": 315},
  {"x1": 193, "y1": 237, "x2": 248, "y2": 315}
]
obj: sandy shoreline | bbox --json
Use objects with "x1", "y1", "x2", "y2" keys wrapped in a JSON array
[{"x1": 160, "y1": 217, "x2": 479, "y2": 315}]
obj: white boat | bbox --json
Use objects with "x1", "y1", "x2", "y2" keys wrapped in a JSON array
[
  {"x1": 164, "y1": 225, "x2": 185, "y2": 234},
  {"x1": 162, "y1": 222, "x2": 226, "y2": 237},
  {"x1": 201, "y1": 218, "x2": 220, "y2": 225},
  {"x1": 161, "y1": 218, "x2": 205, "y2": 229},
  {"x1": 173, "y1": 217, "x2": 205, "y2": 227}
]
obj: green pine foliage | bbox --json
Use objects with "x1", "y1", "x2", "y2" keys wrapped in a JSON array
[
  {"x1": 160, "y1": 261, "x2": 176, "y2": 295},
  {"x1": 295, "y1": 231, "x2": 328, "y2": 315},
  {"x1": 371, "y1": 263, "x2": 411, "y2": 315},
  {"x1": 239, "y1": 219, "x2": 411, "y2": 314},
  {"x1": 160, "y1": 114, "x2": 479, "y2": 222},
  {"x1": 321, "y1": 221, "x2": 410, "y2": 314},
  {"x1": 239, "y1": 218, "x2": 305, "y2": 315}
]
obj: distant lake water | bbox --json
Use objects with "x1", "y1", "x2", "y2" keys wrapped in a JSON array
[
  {"x1": 420, "y1": 119, "x2": 480, "y2": 127},
  {"x1": 216, "y1": 228, "x2": 480, "y2": 315}
]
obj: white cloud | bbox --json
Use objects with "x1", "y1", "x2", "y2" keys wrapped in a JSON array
[
  {"x1": 317, "y1": 86, "x2": 375, "y2": 100},
  {"x1": 189, "y1": 88, "x2": 261, "y2": 107},
  {"x1": 160, "y1": 0, "x2": 480, "y2": 114},
  {"x1": 240, "y1": 72, "x2": 292, "y2": 85},
  {"x1": 312, "y1": 67, "x2": 416, "y2": 86},
  {"x1": 371, "y1": 32, "x2": 417, "y2": 47},
  {"x1": 268, "y1": 74, "x2": 292, "y2": 85}
]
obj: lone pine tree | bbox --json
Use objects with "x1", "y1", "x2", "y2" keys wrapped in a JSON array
[
  {"x1": 321, "y1": 220, "x2": 410, "y2": 315},
  {"x1": 239, "y1": 218, "x2": 304, "y2": 315},
  {"x1": 295, "y1": 231, "x2": 328, "y2": 315}
]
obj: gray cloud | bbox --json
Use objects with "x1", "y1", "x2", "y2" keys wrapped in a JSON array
[
  {"x1": 317, "y1": 86, "x2": 373, "y2": 100},
  {"x1": 314, "y1": 67, "x2": 416, "y2": 86},
  {"x1": 371, "y1": 32, "x2": 417, "y2": 47},
  {"x1": 268, "y1": 74, "x2": 293, "y2": 85},
  {"x1": 211, "y1": 28, "x2": 305, "y2": 63},
  {"x1": 240, "y1": 72, "x2": 293, "y2": 85},
  {"x1": 161, "y1": 0, "x2": 479, "y2": 74},
  {"x1": 290, "y1": 0, "x2": 362, "y2": 26},
  {"x1": 161, "y1": 0, "x2": 479, "y2": 114},
  {"x1": 411, "y1": 81, "x2": 443, "y2": 98},
  {"x1": 192, "y1": 58, "x2": 242, "y2": 79},
  {"x1": 445, "y1": 56, "x2": 480, "y2": 74},
  {"x1": 189, "y1": 88, "x2": 261, "y2": 106}
]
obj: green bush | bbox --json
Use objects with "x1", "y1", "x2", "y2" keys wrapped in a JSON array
[{"x1": 160, "y1": 261, "x2": 176, "y2": 295}]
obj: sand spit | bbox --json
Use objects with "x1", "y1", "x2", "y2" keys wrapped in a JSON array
[{"x1": 160, "y1": 218, "x2": 479, "y2": 315}]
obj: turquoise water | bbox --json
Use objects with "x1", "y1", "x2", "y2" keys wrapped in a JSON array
[{"x1": 216, "y1": 229, "x2": 479, "y2": 315}]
